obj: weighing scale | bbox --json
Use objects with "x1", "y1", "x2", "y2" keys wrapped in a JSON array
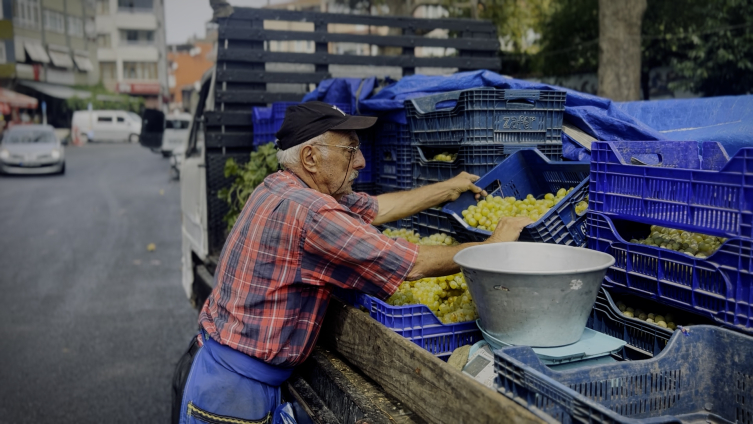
[{"x1": 462, "y1": 322, "x2": 627, "y2": 389}]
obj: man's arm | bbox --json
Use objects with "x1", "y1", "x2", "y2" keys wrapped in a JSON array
[
  {"x1": 372, "y1": 172, "x2": 487, "y2": 226},
  {"x1": 405, "y1": 216, "x2": 532, "y2": 280}
]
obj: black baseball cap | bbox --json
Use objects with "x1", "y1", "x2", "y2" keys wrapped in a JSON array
[{"x1": 275, "y1": 101, "x2": 377, "y2": 150}]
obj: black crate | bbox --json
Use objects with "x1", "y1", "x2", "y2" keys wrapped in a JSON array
[{"x1": 206, "y1": 148, "x2": 254, "y2": 255}]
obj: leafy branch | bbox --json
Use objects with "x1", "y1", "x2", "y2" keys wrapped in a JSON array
[{"x1": 218, "y1": 142, "x2": 279, "y2": 232}]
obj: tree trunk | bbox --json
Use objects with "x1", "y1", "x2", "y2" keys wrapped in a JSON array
[{"x1": 597, "y1": 0, "x2": 647, "y2": 101}]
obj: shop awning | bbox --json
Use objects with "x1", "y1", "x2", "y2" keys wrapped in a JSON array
[
  {"x1": 73, "y1": 54, "x2": 94, "y2": 72},
  {"x1": 18, "y1": 80, "x2": 91, "y2": 100},
  {"x1": 0, "y1": 88, "x2": 39, "y2": 109},
  {"x1": 24, "y1": 41, "x2": 50, "y2": 64},
  {"x1": 48, "y1": 47, "x2": 74, "y2": 69}
]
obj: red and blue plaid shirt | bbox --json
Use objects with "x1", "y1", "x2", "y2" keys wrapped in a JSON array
[{"x1": 199, "y1": 170, "x2": 418, "y2": 367}]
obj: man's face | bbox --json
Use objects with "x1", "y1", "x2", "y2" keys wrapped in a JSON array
[{"x1": 318, "y1": 130, "x2": 365, "y2": 199}]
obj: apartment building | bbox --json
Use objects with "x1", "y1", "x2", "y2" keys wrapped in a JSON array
[
  {"x1": 95, "y1": 0, "x2": 168, "y2": 107},
  {"x1": 7, "y1": 0, "x2": 98, "y2": 85}
]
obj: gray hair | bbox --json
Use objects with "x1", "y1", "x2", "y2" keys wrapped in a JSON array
[{"x1": 276, "y1": 132, "x2": 329, "y2": 170}]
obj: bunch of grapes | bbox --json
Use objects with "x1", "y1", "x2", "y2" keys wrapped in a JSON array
[
  {"x1": 388, "y1": 273, "x2": 478, "y2": 324},
  {"x1": 382, "y1": 228, "x2": 458, "y2": 246},
  {"x1": 630, "y1": 225, "x2": 726, "y2": 258},
  {"x1": 382, "y1": 229, "x2": 477, "y2": 324},
  {"x1": 461, "y1": 189, "x2": 585, "y2": 231},
  {"x1": 431, "y1": 152, "x2": 457, "y2": 162},
  {"x1": 615, "y1": 300, "x2": 692, "y2": 331}
]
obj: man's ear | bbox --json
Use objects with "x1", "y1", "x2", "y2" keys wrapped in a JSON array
[{"x1": 301, "y1": 145, "x2": 319, "y2": 174}]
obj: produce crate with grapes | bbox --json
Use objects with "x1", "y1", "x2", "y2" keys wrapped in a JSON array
[
  {"x1": 444, "y1": 149, "x2": 590, "y2": 245},
  {"x1": 373, "y1": 122, "x2": 413, "y2": 192},
  {"x1": 349, "y1": 228, "x2": 484, "y2": 360},
  {"x1": 405, "y1": 88, "x2": 566, "y2": 146},
  {"x1": 587, "y1": 212, "x2": 753, "y2": 334},
  {"x1": 412, "y1": 207, "x2": 457, "y2": 237},
  {"x1": 590, "y1": 140, "x2": 753, "y2": 240}
]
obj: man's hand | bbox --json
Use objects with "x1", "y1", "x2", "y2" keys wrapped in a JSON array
[
  {"x1": 487, "y1": 216, "x2": 533, "y2": 243},
  {"x1": 442, "y1": 172, "x2": 488, "y2": 202}
]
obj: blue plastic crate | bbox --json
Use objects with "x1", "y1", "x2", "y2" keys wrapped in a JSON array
[
  {"x1": 374, "y1": 122, "x2": 413, "y2": 190},
  {"x1": 251, "y1": 106, "x2": 275, "y2": 146},
  {"x1": 587, "y1": 288, "x2": 673, "y2": 359},
  {"x1": 587, "y1": 212, "x2": 753, "y2": 334},
  {"x1": 412, "y1": 208, "x2": 457, "y2": 237},
  {"x1": 353, "y1": 128, "x2": 374, "y2": 183},
  {"x1": 357, "y1": 294, "x2": 482, "y2": 360},
  {"x1": 494, "y1": 325, "x2": 753, "y2": 424},
  {"x1": 443, "y1": 149, "x2": 590, "y2": 246},
  {"x1": 590, "y1": 141, "x2": 753, "y2": 240},
  {"x1": 412, "y1": 143, "x2": 563, "y2": 187},
  {"x1": 405, "y1": 88, "x2": 566, "y2": 146},
  {"x1": 351, "y1": 182, "x2": 377, "y2": 195}
]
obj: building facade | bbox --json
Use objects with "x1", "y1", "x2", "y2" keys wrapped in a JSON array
[
  {"x1": 95, "y1": 0, "x2": 168, "y2": 107},
  {"x1": 167, "y1": 27, "x2": 215, "y2": 113}
]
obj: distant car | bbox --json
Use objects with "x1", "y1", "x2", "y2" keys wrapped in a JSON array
[
  {"x1": 0, "y1": 125, "x2": 65, "y2": 175},
  {"x1": 160, "y1": 113, "x2": 191, "y2": 158},
  {"x1": 71, "y1": 110, "x2": 142, "y2": 144}
]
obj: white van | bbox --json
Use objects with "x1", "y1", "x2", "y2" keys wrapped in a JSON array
[
  {"x1": 160, "y1": 113, "x2": 192, "y2": 158},
  {"x1": 71, "y1": 110, "x2": 142, "y2": 144}
]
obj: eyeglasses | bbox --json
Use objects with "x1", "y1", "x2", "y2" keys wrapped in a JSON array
[{"x1": 314, "y1": 143, "x2": 361, "y2": 155}]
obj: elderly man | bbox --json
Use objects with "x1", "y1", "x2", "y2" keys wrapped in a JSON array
[{"x1": 175, "y1": 102, "x2": 531, "y2": 424}]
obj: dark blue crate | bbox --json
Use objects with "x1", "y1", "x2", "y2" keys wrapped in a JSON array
[
  {"x1": 251, "y1": 106, "x2": 275, "y2": 146},
  {"x1": 358, "y1": 294, "x2": 482, "y2": 360},
  {"x1": 587, "y1": 288, "x2": 673, "y2": 359},
  {"x1": 271, "y1": 102, "x2": 300, "y2": 121},
  {"x1": 412, "y1": 208, "x2": 456, "y2": 237},
  {"x1": 590, "y1": 141, "x2": 753, "y2": 240},
  {"x1": 405, "y1": 88, "x2": 566, "y2": 146},
  {"x1": 412, "y1": 143, "x2": 564, "y2": 187},
  {"x1": 443, "y1": 149, "x2": 590, "y2": 246},
  {"x1": 374, "y1": 122, "x2": 413, "y2": 190},
  {"x1": 351, "y1": 181, "x2": 377, "y2": 195},
  {"x1": 354, "y1": 128, "x2": 374, "y2": 183},
  {"x1": 494, "y1": 325, "x2": 753, "y2": 424},
  {"x1": 587, "y1": 212, "x2": 753, "y2": 334}
]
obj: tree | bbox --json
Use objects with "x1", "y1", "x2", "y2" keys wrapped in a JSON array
[
  {"x1": 597, "y1": 0, "x2": 647, "y2": 101},
  {"x1": 536, "y1": 0, "x2": 598, "y2": 76}
]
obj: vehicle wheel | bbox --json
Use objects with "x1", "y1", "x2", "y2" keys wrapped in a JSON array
[
  {"x1": 59, "y1": 163, "x2": 66, "y2": 175},
  {"x1": 162, "y1": 151, "x2": 171, "y2": 158},
  {"x1": 129, "y1": 133, "x2": 139, "y2": 143},
  {"x1": 170, "y1": 166, "x2": 180, "y2": 180}
]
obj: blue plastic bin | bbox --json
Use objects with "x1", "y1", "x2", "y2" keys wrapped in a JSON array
[
  {"x1": 587, "y1": 288, "x2": 673, "y2": 359},
  {"x1": 587, "y1": 212, "x2": 753, "y2": 333},
  {"x1": 374, "y1": 122, "x2": 413, "y2": 191},
  {"x1": 251, "y1": 106, "x2": 275, "y2": 146},
  {"x1": 443, "y1": 149, "x2": 590, "y2": 245},
  {"x1": 405, "y1": 88, "x2": 566, "y2": 146},
  {"x1": 412, "y1": 143, "x2": 564, "y2": 187},
  {"x1": 357, "y1": 294, "x2": 482, "y2": 360},
  {"x1": 353, "y1": 128, "x2": 374, "y2": 183},
  {"x1": 412, "y1": 208, "x2": 457, "y2": 237},
  {"x1": 495, "y1": 325, "x2": 753, "y2": 424},
  {"x1": 589, "y1": 141, "x2": 753, "y2": 240}
]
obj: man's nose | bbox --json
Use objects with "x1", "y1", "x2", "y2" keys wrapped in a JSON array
[{"x1": 352, "y1": 149, "x2": 366, "y2": 170}]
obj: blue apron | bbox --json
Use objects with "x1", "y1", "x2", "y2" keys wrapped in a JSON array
[{"x1": 179, "y1": 331, "x2": 297, "y2": 424}]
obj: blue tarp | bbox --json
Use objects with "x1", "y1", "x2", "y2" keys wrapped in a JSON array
[{"x1": 303, "y1": 70, "x2": 753, "y2": 160}]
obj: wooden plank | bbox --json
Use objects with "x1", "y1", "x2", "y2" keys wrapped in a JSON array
[
  {"x1": 219, "y1": 27, "x2": 500, "y2": 52},
  {"x1": 216, "y1": 69, "x2": 331, "y2": 84},
  {"x1": 214, "y1": 90, "x2": 304, "y2": 104},
  {"x1": 319, "y1": 300, "x2": 548, "y2": 424},
  {"x1": 217, "y1": 49, "x2": 500, "y2": 70},
  {"x1": 227, "y1": 8, "x2": 498, "y2": 33},
  {"x1": 205, "y1": 132, "x2": 255, "y2": 149},
  {"x1": 204, "y1": 111, "x2": 253, "y2": 127}
]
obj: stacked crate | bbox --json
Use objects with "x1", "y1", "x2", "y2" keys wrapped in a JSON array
[{"x1": 587, "y1": 140, "x2": 753, "y2": 334}]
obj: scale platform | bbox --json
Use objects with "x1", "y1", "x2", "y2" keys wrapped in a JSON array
[{"x1": 462, "y1": 324, "x2": 627, "y2": 388}]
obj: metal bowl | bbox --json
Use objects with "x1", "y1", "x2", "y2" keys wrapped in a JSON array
[{"x1": 454, "y1": 242, "x2": 615, "y2": 347}]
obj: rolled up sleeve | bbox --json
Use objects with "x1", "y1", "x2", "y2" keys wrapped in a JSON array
[{"x1": 302, "y1": 205, "x2": 417, "y2": 299}]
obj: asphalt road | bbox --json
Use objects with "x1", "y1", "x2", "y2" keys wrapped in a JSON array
[{"x1": 0, "y1": 143, "x2": 198, "y2": 423}]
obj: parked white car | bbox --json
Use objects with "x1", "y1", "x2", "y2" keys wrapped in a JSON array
[
  {"x1": 71, "y1": 110, "x2": 142, "y2": 144},
  {"x1": 0, "y1": 125, "x2": 65, "y2": 175},
  {"x1": 160, "y1": 113, "x2": 191, "y2": 158}
]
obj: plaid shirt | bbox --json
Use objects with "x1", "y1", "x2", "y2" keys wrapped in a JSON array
[{"x1": 199, "y1": 171, "x2": 418, "y2": 367}]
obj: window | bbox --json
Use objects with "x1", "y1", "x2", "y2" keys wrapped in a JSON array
[
  {"x1": 14, "y1": 0, "x2": 41, "y2": 29},
  {"x1": 68, "y1": 16, "x2": 83, "y2": 37},
  {"x1": 96, "y1": 0, "x2": 109, "y2": 14},
  {"x1": 119, "y1": 29, "x2": 154, "y2": 45},
  {"x1": 44, "y1": 10, "x2": 65, "y2": 34},
  {"x1": 166, "y1": 119, "x2": 190, "y2": 130},
  {"x1": 100, "y1": 61, "x2": 116, "y2": 82},
  {"x1": 97, "y1": 34, "x2": 111, "y2": 48},
  {"x1": 117, "y1": 116, "x2": 125, "y2": 123},
  {"x1": 97, "y1": 116, "x2": 113, "y2": 123},
  {"x1": 0, "y1": 43, "x2": 6, "y2": 64},
  {"x1": 123, "y1": 61, "x2": 157, "y2": 80},
  {"x1": 117, "y1": 0, "x2": 153, "y2": 12}
]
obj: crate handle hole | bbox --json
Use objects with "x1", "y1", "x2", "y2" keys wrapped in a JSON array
[
  {"x1": 630, "y1": 154, "x2": 663, "y2": 166},
  {"x1": 435, "y1": 99, "x2": 458, "y2": 110},
  {"x1": 505, "y1": 98, "x2": 535, "y2": 108}
]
